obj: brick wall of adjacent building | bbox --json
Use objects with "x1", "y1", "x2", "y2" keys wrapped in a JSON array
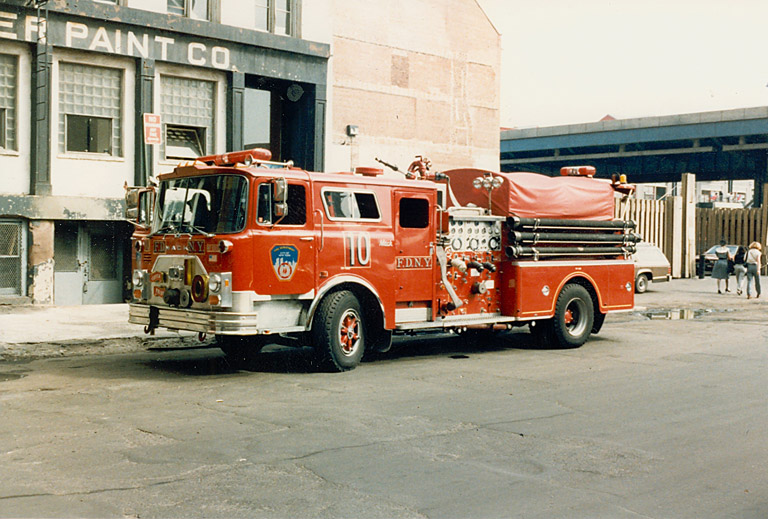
[{"x1": 327, "y1": 0, "x2": 500, "y2": 173}]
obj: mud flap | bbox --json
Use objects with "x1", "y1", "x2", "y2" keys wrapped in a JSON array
[{"x1": 144, "y1": 306, "x2": 159, "y2": 335}]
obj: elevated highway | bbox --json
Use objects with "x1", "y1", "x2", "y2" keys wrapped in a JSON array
[{"x1": 500, "y1": 107, "x2": 768, "y2": 204}]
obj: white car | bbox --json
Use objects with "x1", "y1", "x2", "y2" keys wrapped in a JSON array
[{"x1": 633, "y1": 242, "x2": 672, "y2": 293}]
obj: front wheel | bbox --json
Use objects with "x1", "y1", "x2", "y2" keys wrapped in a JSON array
[{"x1": 312, "y1": 291, "x2": 365, "y2": 372}]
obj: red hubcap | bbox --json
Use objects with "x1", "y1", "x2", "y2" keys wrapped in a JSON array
[
  {"x1": 564, "y1": 309, "x2": 574, "y2": 325},
  {"x1": 340, "y1": 313, "x2": 359, "y2": 354}
]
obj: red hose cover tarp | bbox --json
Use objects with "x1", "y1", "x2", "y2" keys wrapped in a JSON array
[{"x1": 444, "y1": 168, "x2": 616, "y2": 221}]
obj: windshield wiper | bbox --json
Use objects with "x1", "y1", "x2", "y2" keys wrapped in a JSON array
[
  {"x1": 179, "y1": 223, "x2": 214, "y2": 237},
  {"x1": 152, "y1": 221, "x2": 179, "y2": 236}
]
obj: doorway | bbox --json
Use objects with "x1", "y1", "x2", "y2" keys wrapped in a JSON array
[
  {"x1": 54, "y1": 221, "x2": 125, "y2": 305},
  {"x1": 243, "y1": 77, "x2": 316, "y2": 169}
]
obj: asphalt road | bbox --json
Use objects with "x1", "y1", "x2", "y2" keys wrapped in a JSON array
[{"x1": 0, "y1": 279, "x2": 766, "y2": 518}]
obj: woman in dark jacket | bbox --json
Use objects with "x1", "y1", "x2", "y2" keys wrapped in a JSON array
[{"x1": 733, "y1": 245, "x2": 747, "y2": 295}]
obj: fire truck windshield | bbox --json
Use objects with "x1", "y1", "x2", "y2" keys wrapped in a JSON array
[{"x1": 153, "y1": 174, "x2": 248, "y2": 235}]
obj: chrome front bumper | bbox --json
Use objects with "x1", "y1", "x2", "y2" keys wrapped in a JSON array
[{"x1": 129, "y1": 304, "x2": 305, "y2": 335}]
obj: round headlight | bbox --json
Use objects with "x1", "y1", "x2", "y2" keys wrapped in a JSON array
[
  {"x1": 208, "y1": 273, "x2": 222, "y2": 293},
  {"x1": 219, "y1": 240, "x2": 233, "y2": 254},
  {"x1": 132, "y1": 269, "x2": 144, "y2": 287}
]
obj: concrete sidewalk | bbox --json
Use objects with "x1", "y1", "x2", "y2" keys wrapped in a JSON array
[
  {"x1": 0, "y1": 304, "x2": 188, "y2": 344},
  {"x1": 0, "y1": 303, "x2": 197, "y2": 360}
]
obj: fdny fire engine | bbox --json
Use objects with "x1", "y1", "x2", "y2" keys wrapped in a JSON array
[{"x1": 126, "y1": 149, "x2": 637, "y2": 371}]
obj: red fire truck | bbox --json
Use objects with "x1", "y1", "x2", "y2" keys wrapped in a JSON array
[{"x1": 126, "y1": 149, "x2": 637, "y2": 371}]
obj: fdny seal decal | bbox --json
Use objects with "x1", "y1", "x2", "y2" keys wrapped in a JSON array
[{"x1": 271, "y1": 245, "x2": 299, "y2": 281}]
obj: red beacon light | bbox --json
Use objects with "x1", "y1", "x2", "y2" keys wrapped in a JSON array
[
  {"x1": 354, "y1": 166, "x2": 384, "y2": 177},
  {"x1": 560, "y1": 165, "x2": 596, "y2": 177},
  {"x1": 197, "y1": 147, "x2": 272, "y2": 166}
]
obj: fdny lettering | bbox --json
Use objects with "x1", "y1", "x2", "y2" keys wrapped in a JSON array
[
  {"x1": 396, "y1": 256, "x2": 432, "y2": 269},
  {"x1": 153, "y1": 241, "x2": 166, "y2": 253},
  {"x1": 188, "y1": 240, "x2": 205, "y2": 253}
]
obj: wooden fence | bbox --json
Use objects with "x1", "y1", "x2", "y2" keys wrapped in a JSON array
[
  {"x1": 696, "y1": 205, "x2": 768, "y2": 273},
  {"x1": 615, "y1": 197, "x2": 670, "y2": 255},
  {"x1": 613, "y1": 182, "x2": 768, "y2": 277}
]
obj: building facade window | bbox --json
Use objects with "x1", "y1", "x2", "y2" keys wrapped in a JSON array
[
  {"x1": 58, "y1": 62, "x2": 122, "y2": 156},
  {"x1": 160, "y1": 75, "x2": 215, "y2": 160},
  {"x1": 0, "y1": 54, "x2": 17, "y2": 151},
  {"x1": 221, "y1": 0, "x2": 299, "y2": 36},
  {"x1": 167, "y1": 0, "x2": 210, "y2": 20}
]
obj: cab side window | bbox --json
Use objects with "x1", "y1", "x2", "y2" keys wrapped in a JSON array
[
  {"x1": 399, "y1": 197, "x2": 429, "y2": 229},
  {"x1": 256, "y1": 182, "x2": 306, "y2": 226},
  {"x1": 257, "y1": 183, "x2": 272, "y2": 225},
  {"x1": 283, "y1": 184, "x2": 307, "y2": 225},
  {"x1": 322, "y1": 189, "x2": 380, "y2": 221}
]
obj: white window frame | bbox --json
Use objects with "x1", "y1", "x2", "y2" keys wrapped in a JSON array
[
  {"x1": 58, "y1": 61, "x2": 125, "y2": 159},
  {"x1": 155, "y1": 64, "x2": 225, "y2": 167},
  {"x1": 320, "y1": 187, "x2": 382, "y2": 223},
  {"x1": 220, "y1": 0, "x2": 299, "y2": 36},
  {"x1": 167, "y1": 0, "x2": 213, "y2": 20},
  {"x1": 0, "y1": 53, "x2": 19, "y2": 153}
]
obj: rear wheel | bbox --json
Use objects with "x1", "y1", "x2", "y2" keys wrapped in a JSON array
[
  {"x1": 551, "y1": 284, "x2": 594, "y2": 348},
  {"x1": 312, "y1": 291, "x2": 365, "y2": 372},
  {"x1": 635, "y1": 273, "x2": 649, "y2": 293}
]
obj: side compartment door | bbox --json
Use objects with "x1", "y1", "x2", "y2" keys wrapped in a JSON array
[{"x1": 393, "y1": 190, "x2": 435, "y2": 321}]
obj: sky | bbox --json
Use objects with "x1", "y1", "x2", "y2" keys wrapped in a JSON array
[{"x1": 476, "y1": 0, "x2": 768, "y2": 128}]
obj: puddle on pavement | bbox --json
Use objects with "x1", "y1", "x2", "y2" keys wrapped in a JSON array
[
  {"x1": 0, "y1": 373, "x2": 26, "y2": 382},
  {"x1": 637, "y1": 308, "x2": 733, "y2": 320}
]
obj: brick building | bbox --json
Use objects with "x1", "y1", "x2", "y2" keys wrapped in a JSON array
[{"x1": 0, "y1": 0, "x2": 499, "y2": 305}]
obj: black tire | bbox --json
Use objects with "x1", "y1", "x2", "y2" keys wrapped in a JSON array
[
  {"x1": 312, "y1": 291, "x2": 365, "y2": 372},
  {"x1": 550, "y1": 284, "x2": 594, "y2": 348},
  {"x1": 635, "y1": 274, "x2": 649, "y2": 294},
  {"x1": 217, "y1": 335, "x2": 267, "y2": 367}
]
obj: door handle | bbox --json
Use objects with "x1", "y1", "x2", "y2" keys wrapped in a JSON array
[{"x1": 300, "y1": 237, "x2": 314, "y2": 242}]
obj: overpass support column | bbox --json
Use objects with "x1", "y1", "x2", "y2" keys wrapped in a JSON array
[
  {"x1": 681, "y1": 173, "x2": 697, "y2": 278},
  {"x1": 756, "y1": 155, "x2": 768, "y2": 207},
  {"x1": 666, "y1": 195, "x2": 683, "y2": 278}
]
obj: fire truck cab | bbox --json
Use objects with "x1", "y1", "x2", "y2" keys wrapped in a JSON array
[{"x1": 126, "y1": 149, "x2": 636, "y2": 371}]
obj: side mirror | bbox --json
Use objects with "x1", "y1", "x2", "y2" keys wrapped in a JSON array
[
  {"x1": 125, "y1": 186, "x2": 141, "y2": 219},
  {"x1": 274, "y1": 202, "x2": 288, "y2": 217},
  {"x1": 125, "y1": 185, "x2": 155, "y2": 229},
  {"x1": 272, "y1": 178, "x2": 288, "y2": 220},
  {"x1": 273, "y1": 177, "x2": 287, "y2": 203}
]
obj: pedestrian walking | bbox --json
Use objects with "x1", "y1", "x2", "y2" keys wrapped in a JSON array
[
  {"x1": 733, "y1": 245, "x2": 748, "y2": 295},
  {"x1": 711, "y1": 239, "x2": 732, "y2": 294},
  {"x1": 745, "y1": 241, "x2": 762, "y2": 299}
]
